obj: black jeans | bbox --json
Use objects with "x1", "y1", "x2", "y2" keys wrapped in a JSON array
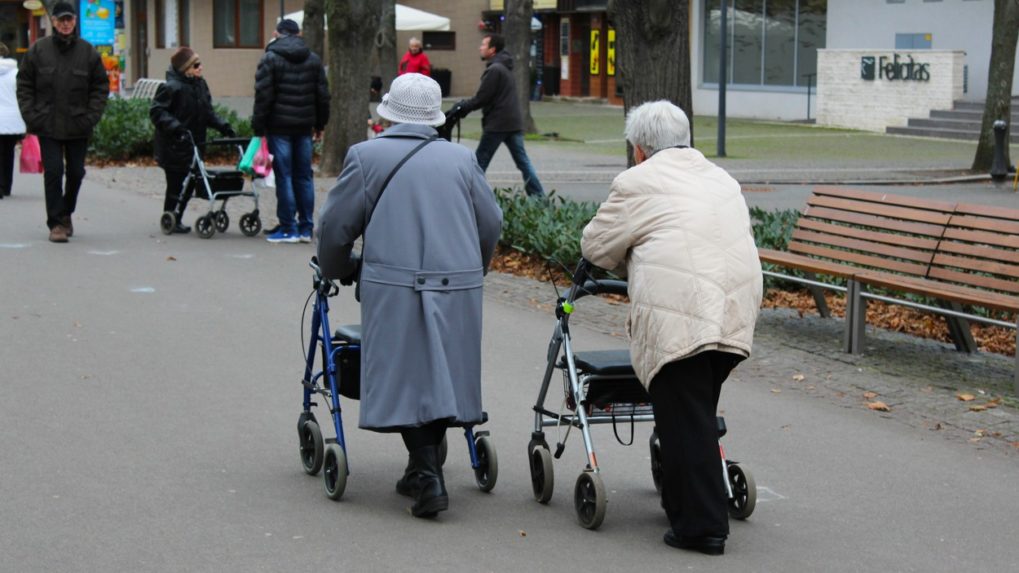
[
  {"x1": 162, "y1": 168, "x2": 196, "y2": 217},
  {"x1": 649, "y1": 351, "x2": 742, "y2": 539},
  {"x1": 0, "y1": 134, "x2": 19, "y2": 196},
  {"x1": 38, "y1": 136, "x2": 88, "y2": 229}
]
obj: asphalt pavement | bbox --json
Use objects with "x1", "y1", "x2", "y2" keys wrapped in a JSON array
[{"x1": 1, "y1": 139, "x2": 1018, "y2": 572}]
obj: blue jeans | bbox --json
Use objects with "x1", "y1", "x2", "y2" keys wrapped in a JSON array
[
  {"x1": 475, "y1": 131, "x2": 545, "y2": 197},
  {"x1": 267, "y1": 134, "x2": 314, "y2": 234}
]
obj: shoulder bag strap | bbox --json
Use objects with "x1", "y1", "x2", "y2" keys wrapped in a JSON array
[{"x1": 364, "y1": 134, "x2": 438, "y2": 230}]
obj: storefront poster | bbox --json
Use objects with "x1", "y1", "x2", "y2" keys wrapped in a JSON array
[
  {"x1": 589, "y1": 30, "x2": 600, "y2": 76},
  {"x1": 79, "y1": 0, "x2": 116, "y2": 46},
  {"x1": 607, "y1": 29, "x2": 615, "y2": 77}
]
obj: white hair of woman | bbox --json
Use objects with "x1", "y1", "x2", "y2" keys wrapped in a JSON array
[{"x1": 624, "y1": 100, "x2": 692, "y2": 157}]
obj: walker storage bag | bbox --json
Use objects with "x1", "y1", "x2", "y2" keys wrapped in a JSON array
[
  {"x1": 238, "y1": 136, "x2": 261, "y2": 175},
  {"x1": 19, "y1": 135, "x2": 42, "y2": 174},
  {"x1": 252, "y1": 137, "x2": 273, "y2": 178}
]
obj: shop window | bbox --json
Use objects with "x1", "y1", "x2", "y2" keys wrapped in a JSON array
[
  {"x1": 895, "y1": 33, "x2": 933, "y2": 49},
  {"x1": 703, "y1": 0, "x2": 827, "y2": 88},
  {"x1": 214, "y1": 0, "x2": 263, "y2": 49},
  {"x1": 156, "y1": 0, "x2": 189, "y2": 49},
  {"x1": 422, "y1": 31, "x2": 455, "y2": 51}
]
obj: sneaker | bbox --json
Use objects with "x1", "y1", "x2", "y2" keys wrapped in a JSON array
[
  {"x1": 299, "y1": 229, "x2": 313, "y2": 243},
  {"x1": 48, "y1": 225, "x2": 69, "y2": 243},
  {"x1": 266, "y1": 229, "x2": 300, "y2": 243}
]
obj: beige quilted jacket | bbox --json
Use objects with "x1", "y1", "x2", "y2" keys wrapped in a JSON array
[{"x1": 581, "y1": 147, "x2": 763, "y2": 387}]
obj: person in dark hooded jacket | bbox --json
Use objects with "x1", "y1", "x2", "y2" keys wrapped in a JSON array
[
  {"x1": 252, "y1": 19, "x2": 330, "y2": 244},
  {"x1": 149, "y1": 47, "x2": 234, "y2": 234},
  {"x1": 454, "y1": 34, "x2": 543, "y2": 197}
]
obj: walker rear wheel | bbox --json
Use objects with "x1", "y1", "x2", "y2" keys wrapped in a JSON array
[
  {"x1": 214, "y1": 210, "x2": 229, "y2": 233},
  {"x1": 159, "y1": 212, "x2": 176, "y2": 235},
  {"x1": 195, "y1": 215, "x2": 215, "y2": 239},
  {"x1": 322, "y1": 443, "x2": 348, "y2": 501},
  {"x1": 239, "y1": 213, "x2": 261, "y2": 237},
  {"x1": 473, "y1": 435, "x2": 497, "y2": 492},
  {"x1": 649, "y1": 431, "x2": 663, "y2": 494},
  {"x1": 727, "y1": 462, "x2": 756, "y2": 520},
  {"x1": 298, "y1": 419, "x2": 324, "y2": 476},
  {"x1": 529, "y1": 443, "x2": 554, "y2": 504},
  {"x1": 574, "y1": 471, "x2": 607, "y2": 530}
]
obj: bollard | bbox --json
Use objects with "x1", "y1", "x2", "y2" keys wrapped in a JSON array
[{"x1": 990, "y1": 119, "x2": 1009, "y2": 181}]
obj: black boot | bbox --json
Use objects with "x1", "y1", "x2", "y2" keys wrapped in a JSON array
[
  {"x1": 409, "y1": 446, "x2": 448, "y2": 518},
  {"x1": 396, "y1": 456, "x2": 421, "y2": 498}
]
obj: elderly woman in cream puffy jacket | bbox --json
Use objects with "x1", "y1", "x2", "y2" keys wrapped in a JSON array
[{"x1": 581, "y1": 100, "x2": 762, "y2": 556}]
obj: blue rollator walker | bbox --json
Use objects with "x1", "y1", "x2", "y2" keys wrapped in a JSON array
[
  {"x1": 297, "y1": 257, "x2": 498, "y2": 500},
  {"x1": 527, "y1": 259, "x2": 756, "y2": 529}
]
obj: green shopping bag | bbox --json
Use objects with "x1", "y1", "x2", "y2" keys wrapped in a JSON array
[{"x1": 238, "y1": 136, "x2": 261, "y2": 175}]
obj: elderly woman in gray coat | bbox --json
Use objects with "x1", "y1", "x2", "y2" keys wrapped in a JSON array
[{"x1": 317, "y1": 73, "x2": 503, "y2": 519}]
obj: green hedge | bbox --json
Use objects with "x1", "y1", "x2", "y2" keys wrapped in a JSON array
[
  {"x1": 494, "y1": 188, "x2": 599, "y2": 266},
  {"x1": 89, "y1": 98, "x2": 252, "y2": 162}
]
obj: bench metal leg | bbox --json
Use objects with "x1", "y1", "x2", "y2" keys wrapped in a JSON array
[
  {"x1": 844, "y1": 279, "x2": 866, "y2": 354},
  {"x1": 938, "y1": 301, "x2": 978, "y2": 354},
  {"x1": 804, "y1": 272, "x2": 831, "y2": 318}
]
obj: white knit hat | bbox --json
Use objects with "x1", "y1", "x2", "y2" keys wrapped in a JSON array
[{"x1": 376, "y1": 73, "x2": 446, "y2": 126}]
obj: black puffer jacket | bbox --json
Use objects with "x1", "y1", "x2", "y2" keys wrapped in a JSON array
[
  {"x1": 460, "y1": 50, "x2": 522, "y2": 133},
  {"x1": 251, "y1": 35, "x2": 330, "y2": 136},
  {"x1": 149, "y1": 67, "x2": 231, "y2": 171},
  {"x1": 16, "y1": 33, "x2": 108, "y2": 139}
]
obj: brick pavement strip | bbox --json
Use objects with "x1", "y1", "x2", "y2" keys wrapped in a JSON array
[{"x1": 484, "y1": 272, "x2": 1019, "y2": 455}]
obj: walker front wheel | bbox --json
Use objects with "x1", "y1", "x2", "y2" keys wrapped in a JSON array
[
  {"x1": 574, "y1": 471, "x2": 607, "y2": 530},
  {"x1": 214, "y1": 210, "x2": 230, "y2": 233},
  {"x1": 473, "y1": 435, "x2": 498, "y2": 492},
  {"x1": 727, "y1": 462, "x2": 756, "y2": 520},
  {"x1": 195, "y1": 215, "x2": 215, "y2": 239},
  {"x1": 239, "y1": 213, "x2": 261, "y2": 237},
  {"x1": 159, "y1": 212, "x2": 176, "y2": 235},
  {"x1": 322, "y1": 443, "x2": 348, "y2": 501},
  {"x1": 529, "y1": 443, "x2": 554, "y2": 504},
  {"x1": 298, "y1": 419, "x2": 324, "y2": 476}
]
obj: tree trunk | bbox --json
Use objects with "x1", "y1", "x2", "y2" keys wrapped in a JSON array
[
  {"x1": 302, "y1": 0, "x2": 326, "y2": 60},
  {"x1": 972, "y1": 0, "x2": 1019, "y2": 171},
  {"x1": 607, "y1": 0, "x2": 692, "y2": 165},
  {"x1": 375, "y1": 0, "x2": 397, "y2": 94},
  {"x1": 504, "y1": 0, "x2": 538, "y2": 134},
  {"x1": 321, "y1": 0, "x2": 381, "y2": 177}
]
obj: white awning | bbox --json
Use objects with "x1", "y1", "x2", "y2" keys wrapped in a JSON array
[{"x1": 283, "y1": 4, "x2": 451, "y2": 32}]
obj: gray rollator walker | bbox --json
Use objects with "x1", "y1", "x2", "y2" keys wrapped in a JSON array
[
  {"x1": 159, "y1": 133, "x2": 263, "y2": 239},
  {"x1": 527, "y1": 259, "x2": 756, "y2": 530}
]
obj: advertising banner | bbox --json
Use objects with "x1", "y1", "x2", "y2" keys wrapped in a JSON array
[{"x1": 79, "y1": 0, "x2": 116, "y2": 47}]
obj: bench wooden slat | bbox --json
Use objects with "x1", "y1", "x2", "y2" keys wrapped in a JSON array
[
  {"x1": 757, "y1": 248, "x2": 857, "y2": 278},
  {"x1": 792, "y1": 229, "x2": 936, "y2": 264},
  {"x1": 855, "y1": 271, "x2": 1019, "y2": 313},
  {"x1": 927, "y1": 267, "x2": 1019, "y2": 295},
  {"x1": 936, "y1": 241, "x2": 1019, "y2": 264},
  {"x1": 808, "y1": 196, "x2": 953, "y2": 225},
  {"x1": 955, "y1": 202, "x2": 1019, "y2": 220},
  {"x1": 814, "y1": 186, "x2": 957, "y2": 213},
  {"x1": 947, "y1": 214, "x2": 1019, "y2": 235},
  {"x1": 797, "y1": 219, "x2": 941, "y2": 250},
  {"x1": 789, "y1": 243, "x2": 929, "y2": 276},
  {"x1": 941, "y1": 227, "x2": 1019, "y2": 250},
  {"x1": 931, "y1": 253, "x2": 1019, "y2": 280},
  {"x1": 804, "y1": 206, "x2": 947, "y2": 237}
]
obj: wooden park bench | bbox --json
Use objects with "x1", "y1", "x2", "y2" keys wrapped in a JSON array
[
  {"x1": 129, "y1": 78, "x2": 164, "y2": 100},
  {"x1": 756, "y1": 187, "x2": 1019, "y2": 393}
]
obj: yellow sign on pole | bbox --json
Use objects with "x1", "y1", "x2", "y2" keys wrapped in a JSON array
[
  {"x1": 607, "y1": 29, "x2": 616, "y2": 76},
  {"x1": 590, "y1": 30, "x2": 600, "y2": 76}
]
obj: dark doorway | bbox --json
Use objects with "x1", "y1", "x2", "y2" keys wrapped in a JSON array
[{"x1": 132, "y1": 0, "x2": 148, "y2": 82}]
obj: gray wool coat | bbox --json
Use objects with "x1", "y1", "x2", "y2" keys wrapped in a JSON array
[{"x1": 317, "y1": 123, "x2": 503, "y2": 431}]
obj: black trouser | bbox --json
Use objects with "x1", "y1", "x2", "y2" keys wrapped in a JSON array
[
  {"x1": 0, "y1": 134, "x2": 19, "y2": 196},
  {"x1": 400, "y1": 420, "x2": 447, "y2": 452},
  {"x1": 162, "y1": 168, "x2": 195, "y2": 217},
  {"x1": 38, "y1": 136, "x2": 88, "y2": 229},
  {"x1": 649, "y1": 351, "x2": 742, "y2": 539}
]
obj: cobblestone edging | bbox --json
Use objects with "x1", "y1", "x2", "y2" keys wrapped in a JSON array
[{"x1": 484, "y1": 272, "x2": 1019, "y2": 455}]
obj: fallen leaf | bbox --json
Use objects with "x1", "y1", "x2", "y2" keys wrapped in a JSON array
[
  {"x1": 792, "y1": 374, "x2": 805, "y2": 382},
  {"x1": 863, "y1": 391, "x2": 878, "y2": 400},
  {"x1": 1011, "y1": 442, "x2": 1019, "y2": 450},
  {"x1": 867, "y1": 401, "x2": 890, "y2": 412},
  {"x1": 956, "y1": 393, "x2": 975, "y2": 402},
  {"x1": 931, "y1": 422, "x2": 943, "y2": 431},
  {"x1": 771, "y1": 388, "x2": 781, "y2": 394},
  {"x1": 969, "y1": 405, "x2": 987, "y2": 412},
  {"x1": 974, "y1": 429, "x2": 987, "y2": 437},
  {"x1": 167, "y1": 256, "x2": 177, "y2": 261},
  {"x1": 518, "y1": 530, "x2": 527, "y2": 537}
]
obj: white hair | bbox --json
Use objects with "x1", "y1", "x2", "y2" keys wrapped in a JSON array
[{"x1": 624, "y1": 100, "x2": 691, "y2": 156}]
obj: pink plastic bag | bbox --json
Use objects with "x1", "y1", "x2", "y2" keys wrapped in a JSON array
[
  {"x1": 252, "y1": 138, "x2": 273, "y2": 178},
  {"x1": 19, "y1": 135, "x2": 43, "y2": 174}
]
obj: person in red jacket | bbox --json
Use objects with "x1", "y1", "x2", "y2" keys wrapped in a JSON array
[{"x1": 398, "y1": 37, "x2": 431, "y2": 77}]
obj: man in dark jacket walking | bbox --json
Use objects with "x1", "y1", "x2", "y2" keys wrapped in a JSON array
[
  {"x1": 252, "y1": 19, "x2": 330, "y2": 244},
  {"x1": 456, "y1": 34, "x2": 543, "y2": 197},
  {"x1": 17, "y1": 1, "x2": 108, "y2": 243}
]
